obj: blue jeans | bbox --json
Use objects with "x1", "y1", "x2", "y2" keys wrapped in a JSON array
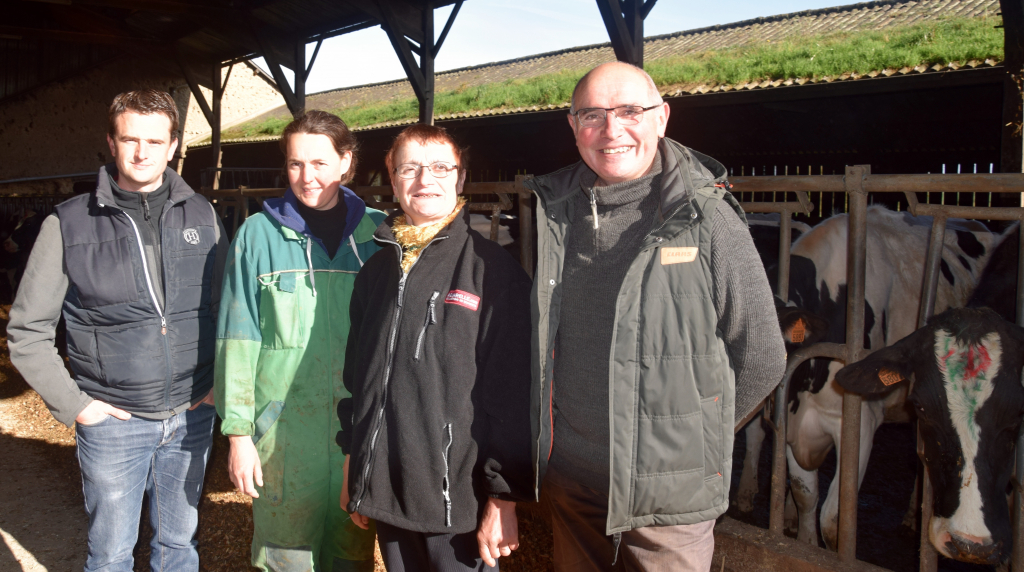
[{"x1": 75, "y1": 403, "x2": 216, "y2": 572}]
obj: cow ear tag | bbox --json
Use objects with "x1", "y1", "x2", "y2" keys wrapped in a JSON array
[
  {"x1": 878, "y1": 368, "x2": 905, "y2": 386},
  {"x1": 789, "y1": 319, "x2": 806, "y2": 343}
]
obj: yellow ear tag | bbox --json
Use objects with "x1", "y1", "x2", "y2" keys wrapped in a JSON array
[
  {"x1": 790, "y1": 318, "x2": 806, "y2": 343},
  {"x1": 661, "y1": 247, "x2": 698, "y2": 265},
  {"x1": 879, "y1": 368, "x2": 905, "y2": 386}
]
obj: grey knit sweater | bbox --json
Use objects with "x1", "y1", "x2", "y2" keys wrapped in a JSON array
[{"x1": 551, "y1": 152, "x2": 782, "y2": 493}]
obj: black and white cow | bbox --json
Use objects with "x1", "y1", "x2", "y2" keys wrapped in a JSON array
[
  {"x1": 740, "y1": 206, "x2": 1005, "y2": 549},
  {"x1": 836, "y1": 307, "x2": 1024, "y2": 565},
  {"x1": 734, "y1": 214, "x2": 815, "y2": 512},
  {"x1": 967, "y1": 226, "x2": 1019, "y2": 322}
]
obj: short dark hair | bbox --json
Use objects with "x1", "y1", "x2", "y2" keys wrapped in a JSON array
[
  {"x1": 280, "y1": 110, "x2": 359, "y2": 186},
  {"x1": 384, "y1": 123, "x2": 467, "y2": 176},
  {"x1": 108, "y1": 89, "x2": 180, "y2": 139}
]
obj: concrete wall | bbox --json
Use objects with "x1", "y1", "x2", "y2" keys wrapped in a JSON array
[{"x1": 0, "y1": 56, "x2": 283, "y2": 195}]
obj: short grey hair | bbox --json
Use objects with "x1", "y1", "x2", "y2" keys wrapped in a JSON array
[{"x1": 569, "y1": 62, "x2": 663, "y2": 113}]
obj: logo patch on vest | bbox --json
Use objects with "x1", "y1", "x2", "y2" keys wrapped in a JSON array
[
  {"x1": 445, "y1": 290, "x2": 480, "y2": 311},
  {"x1": 182, "y1": 228, "x2": 201, "y2": 245},
  {"x1": 660, "y1": 247, "x2": 698, "y2": 265}
]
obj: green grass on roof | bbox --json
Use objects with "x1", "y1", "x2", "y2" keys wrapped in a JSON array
[{"x1": 214, "y1": 15, "x2": 1002, "y2": 141}]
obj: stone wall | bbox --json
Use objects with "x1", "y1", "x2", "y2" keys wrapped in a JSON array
[
  {"x1": 0, "y1": 56, "x2": 283, "y2": 195},
  {"x1": 181, "y1": 62, "x2": 285, "y2": 146}
]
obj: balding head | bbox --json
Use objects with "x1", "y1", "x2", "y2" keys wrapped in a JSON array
[
  {"x1": 567, "y1": 62, "x2": 669, "y2": 185},
  {"x1": 571, "y1": 62, "x2": 662, "y2": 112}
]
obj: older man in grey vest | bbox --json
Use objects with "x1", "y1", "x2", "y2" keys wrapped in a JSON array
[
  {"x1": 525, "y1": 62, "x2": 786, "y2": 571},
  {"x1": 8, "y1": 89, "x2": 227, "y2": 572}
]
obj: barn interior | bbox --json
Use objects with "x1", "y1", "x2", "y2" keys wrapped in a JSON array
[{"x1": 2, "y1": 0, "x2": 1023, "y2": 571}]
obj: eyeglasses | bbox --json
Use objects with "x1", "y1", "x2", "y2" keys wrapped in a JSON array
[
  {"x1": 571, "y1": 104, "x2": 662, "y2": 128},
  {"x1": 394, "y1": 161, "x2": 459, "y2": 180}
]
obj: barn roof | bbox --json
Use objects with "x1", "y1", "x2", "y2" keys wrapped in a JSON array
[
  {"x1": 204, "y1": 0, "x2": 1001, "y2": 144},
  {"x1": 1, "y1": 0, "x2": 458, "y2": 102}
]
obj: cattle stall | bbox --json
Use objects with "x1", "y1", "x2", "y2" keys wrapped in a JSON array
[{"x1": 730, "y1": 168, "x2": 1024, "y2": 572}]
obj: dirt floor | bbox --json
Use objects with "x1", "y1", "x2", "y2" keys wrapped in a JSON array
[{"x1": 0, "y1": 305, "x2": 554, "y2": 572}]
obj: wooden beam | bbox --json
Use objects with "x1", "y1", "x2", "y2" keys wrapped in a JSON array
[
  {"x1": 250, "y1": 24, "x2": 305, "y2": 117},
  {"x1": 16, "y1": 0, "x2": 236, "y2": 17},
  {"x1": 594, "y1": 0, "x2": 655, "y2": 67},
  {"x1": 1001, "y1": 0, "x2": 1024, "y2": 174},
  {"x1": 0, "y1": 25, "x2": 159, "y2": 46},
  {"x1": 378, "y1": 0, "x2": 460, "y2": 125}
]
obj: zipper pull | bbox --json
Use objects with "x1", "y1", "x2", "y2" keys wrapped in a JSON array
[
  {"x1": 590, "y1": 189, "x2": 599, "y2": 230},
  {"x1": 160, "y1": 317, "x2": 167, "y2": 336},
  {"x1": 397, "y1": 276, "x2": 406, "y2": 307}
]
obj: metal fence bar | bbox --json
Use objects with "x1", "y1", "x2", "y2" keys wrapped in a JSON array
[
  {"x1": 837, "y1": 165, "x2": 870, "y2": 562},
  {"x1": 738, "y1": 195, "x2": 813, "y2": 536}
]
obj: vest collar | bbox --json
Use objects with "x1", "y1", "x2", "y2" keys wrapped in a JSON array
[{"x1": 93, "y1": 164, "x2": 195, "y2": 210}]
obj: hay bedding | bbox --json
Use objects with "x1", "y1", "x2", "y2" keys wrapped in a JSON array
[{"x1": 0, "y1": 306, "x2": 553, "y2": 571}]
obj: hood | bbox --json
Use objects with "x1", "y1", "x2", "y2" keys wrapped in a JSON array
[
  {"x1": 262, "y1": 186, "x2": 368, "y2": 250},
  {"x1": 525, "y1": 137, "x2": 727, "y2": 215},
  {"x1": 93, "y1": 164, "x2": 195, "y2": 209}
]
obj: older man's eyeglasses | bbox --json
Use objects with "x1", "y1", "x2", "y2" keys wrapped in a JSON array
[
  {"x1": 394, "y1": 161, "x2": 459, "y2": 180},
  {"x1": 571, "y1": 104, "x2": 662, "y2": 128}
]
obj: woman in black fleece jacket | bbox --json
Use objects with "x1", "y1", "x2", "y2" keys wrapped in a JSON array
[{"x1": 337, "y1": 124, "x2": 533, "y2": 571}]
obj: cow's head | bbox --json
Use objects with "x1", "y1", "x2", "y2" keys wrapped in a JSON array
[
  {"x1": 836, "y1": 307, "x2": 1024, "y2": 565},
  {"x1": 775, "y1": 299, "x2": 830, "y2": 349}
]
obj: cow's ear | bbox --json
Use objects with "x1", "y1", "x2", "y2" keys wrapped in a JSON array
[
  {"x1": 835, "y1": 328, "x2": 924, "y2": 397},
  {"x1": 777, "y1": 307, "x2": 829, "y2": 346}
]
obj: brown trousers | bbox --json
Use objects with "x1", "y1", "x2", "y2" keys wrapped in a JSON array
[{"x1": 542, "y1": 467, "x2": 715, "y2": 572}]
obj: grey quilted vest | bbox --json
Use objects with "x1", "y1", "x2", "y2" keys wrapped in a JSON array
[
  {"x1": 527, "y1": 138, "x2": 742, "y2": 533},
  {"x1": 54, "y1": 169, "x2": 218, "y2": 414}
]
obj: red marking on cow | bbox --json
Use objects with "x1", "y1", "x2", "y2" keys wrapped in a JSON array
[
  {"x1": 445, "y1": 290, "x2": 480, "y2": 311},
  {"x1": 963, "y1": 346, "x2": 992, "y2": 381}
]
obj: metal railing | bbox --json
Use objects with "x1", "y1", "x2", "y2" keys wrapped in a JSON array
[{"x1": 732, "y1": 168, "x2": 1024, "y2": 572}]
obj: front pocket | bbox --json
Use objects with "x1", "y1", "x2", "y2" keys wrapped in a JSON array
[
  {"x1": 64, "y1": 237, "x2": 140, "y2": 308},
  {"x1": 413, "y1": 291, "x2": 440, "y2": 361},
  {"x1": 95, "y1": 323, "x2": 165, "y2": 389},
  {"x1": 254, "y1": 401, "x2": 286, "y2": 507},
  {"x1": 259, "y1": 273, "x2": 309, "y2": 349},
  {"x1": 701, "y1": 395, "x2": 723, "y2": 480}
]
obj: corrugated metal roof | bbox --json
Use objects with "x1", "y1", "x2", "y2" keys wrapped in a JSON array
[{"x1": 216, "y1": 0, "x2": 1001, "y2": 139}]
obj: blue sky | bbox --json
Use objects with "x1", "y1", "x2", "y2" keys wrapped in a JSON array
[{"x1": 253, "y1": 0, "x2": 845, "y2": 94}]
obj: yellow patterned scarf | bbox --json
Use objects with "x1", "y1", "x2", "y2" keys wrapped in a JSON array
[{"x1": 392, "y1": 197, "x2": 468, "y2": 274}]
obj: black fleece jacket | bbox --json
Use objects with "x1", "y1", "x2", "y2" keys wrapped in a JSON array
[{"x1": 337, "y1": 208, "x2": 533, "y2": 534}]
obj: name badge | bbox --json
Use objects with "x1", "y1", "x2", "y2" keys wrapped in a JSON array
[
  {"x1": 660, "y1": 247, "x2": 698, "y2": 265},
  {"x1": 445, "y1": 290, "x2": 481, "y2": 311}
]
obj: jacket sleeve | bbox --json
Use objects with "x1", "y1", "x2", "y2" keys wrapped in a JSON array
[
  {"x1": 710, "y1": 201, "x2": 787, "y2": 423},
  {"x1": 7, "y1": 215, "x2": 90, "y2": 427},
  {"x1": 337, "y1": 266, "x2": 367, "y2": 455},
  {"x1": 476, "y1": 269, "x2": 535, "y2": 502},
  {"x1": 214, "y1": 227, "x2": 263, "y2": 436}
]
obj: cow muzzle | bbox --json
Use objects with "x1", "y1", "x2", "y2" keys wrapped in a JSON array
[{"x1": 939, "y1": 532, "x2": 1005, "y2": 566}]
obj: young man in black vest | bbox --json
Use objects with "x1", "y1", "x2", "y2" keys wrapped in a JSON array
[
  {"x1": 525, "y1": 63, "x2": 786, "y2": 571},
  {"x1": 8, "y1": 89, "x2": 227, "y2": 572}
]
